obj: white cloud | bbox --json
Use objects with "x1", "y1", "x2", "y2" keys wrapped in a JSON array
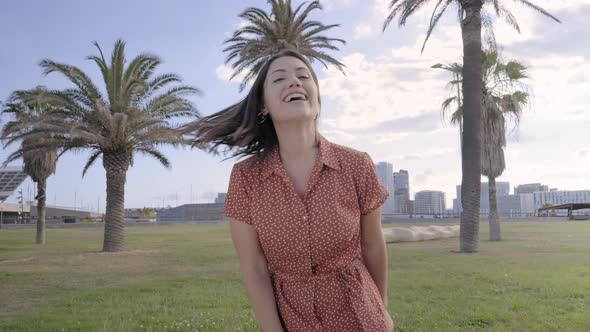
[
  {"x1": 353, "y1": 23, "x2": 373, "y2": 39},
  {"x1": 370, "y1": 0, "x2": 580, "y2": 47},
  {"x1": 237, "y1": 19, "x2": 250, "y2": 29},
  {"x1": 521, "y1": 0, "x2": 590, "y2": 12},
  {"x1": 486, "y1": 1, "x2": 564, "y2": 46},
  {"x1": 401, "y1": 147, "x2": 457, "y2": 161},
  {"x1": 215, "y1": 64, "x2": 235, "y2": 82},
  {"x1": 321, "y1": 0, "x2": 359, "y2": 11},
  {"x1": 386, "y1": 25, "x2": 462, "y2": 61},
  {"x1": 525, "y1": 55, "x2": 590, "y2": 118},
  {"x1": 373, "y1": 0, "x2": 390, "y2": 20},
  {"x1": 215, "y1": 64, "x2": 248, "y2": 85},
  {"x1": 319, "y1": 24, "x2": 464, "y2": 134},
  {"x1": 578, "y1": 149, "x2": 590, "y2": 159},
  {"x1": 348, "y1": 0, "x2": 395, "y2": 40}
]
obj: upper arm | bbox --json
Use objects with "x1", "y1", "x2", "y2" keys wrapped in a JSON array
[
  {"x1": 361, "y1": 206, "x2": 385, "y2": 249},
  {"x1": 230, "y1": 218, "x2": 267, "y2": 274},
  {"x1": 225, "y1": 164, "x2": 253, "y2": 225},
  {"x1": 357, "y1": 152, "x2": 389, "y2": 216},
  {"x1": 226, "y1": 164, "x2": 267, "y2": 274}
]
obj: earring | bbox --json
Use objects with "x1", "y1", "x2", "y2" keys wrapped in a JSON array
[{"x1": 258, "y1": 112, "x2": 268, "y2": 124}]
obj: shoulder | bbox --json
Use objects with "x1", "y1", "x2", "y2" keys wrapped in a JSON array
[
  {"x1": 327, "y1": 140, "x2": 373, "y2": 168},
  {"x1": 233, "y1": 154, "x2": 260, "y2": 171},
  {"x1": 331, "y1": 142, "x2": 366, "y2": 158},
  {"x1": 231, "y1": 153, "x2": 266, "y2": 180}
]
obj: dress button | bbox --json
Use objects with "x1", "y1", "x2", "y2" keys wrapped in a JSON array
[
  {"x1": 303, "y1": 215, "x2": 308, "y2": 221},
  {"x1": 315, "y1": 323, "x2": 321, "y2": 330}
]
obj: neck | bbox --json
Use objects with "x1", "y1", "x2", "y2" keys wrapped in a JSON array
[{"x1": 274, "y1": 121, "x2": 319, "y2": 162}]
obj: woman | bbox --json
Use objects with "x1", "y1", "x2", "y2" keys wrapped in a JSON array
[{"x1": 186, "y1": 50, "x2": 393, "y2": 331}]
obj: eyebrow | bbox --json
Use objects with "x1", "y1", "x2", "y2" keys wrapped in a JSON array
[{"x1": 270, "y1": 67, "x2": 309, "y2": 75}]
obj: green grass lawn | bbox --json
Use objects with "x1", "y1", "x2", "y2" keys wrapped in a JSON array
[{"x1": 1, "y1": 221, "x2": 589, "y2": 331}]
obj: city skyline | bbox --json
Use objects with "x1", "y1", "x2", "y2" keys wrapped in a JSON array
[
  {"x1": 2, "y1": 161, "x2": 582, "y2": 213},
  {"x1": 1, "y1": 1, "x2": 588, "y2": 210}
]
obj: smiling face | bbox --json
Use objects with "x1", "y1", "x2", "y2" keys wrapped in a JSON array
[{"x1": 262, "y1": 56, "x2": 320, "y2": 125}]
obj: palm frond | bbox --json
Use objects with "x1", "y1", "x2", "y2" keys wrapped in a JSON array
[
  {"x1": 514, "y1": 0, "x2": 561, "y2": 23},
  {"x1": 421, "y1": 0, "x2": 453, "y2": 54},
  {"x1": 4, "y1": 39, "x2": 200, "y2": 183},
  {"x1": 135, "y1": 147, "x2": 171, "y2": 168},
  {"x1": 82, "y1": 150, "x2": 102, "y2": 177},
  {"x1": 223, "y1": 0, "x2": 343, "y2": 88}
]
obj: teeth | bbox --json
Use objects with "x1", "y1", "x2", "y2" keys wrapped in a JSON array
[{"x1": 284, "y1": 93, "x2": 307, "y2": 102}]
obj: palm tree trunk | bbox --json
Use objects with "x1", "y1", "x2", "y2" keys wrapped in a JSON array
[
  {"x1": 459, "y1": 120, "x2": 464, "y2": 151},
  {"x1": 456, "y1": 71, "x2": 464, "y2": 152},
  {"x1": 35, "y1": 178, "x2": 47, "y2": 244},
  {"x1": 102, "y1": 152, "x2": 129, "y2": 252},
  {"x1": 488, "y1": 176, "x2": 502, "y2": 241},
  {"x1": 459, "y1": 0, "x2": 483, "y2": 253}
]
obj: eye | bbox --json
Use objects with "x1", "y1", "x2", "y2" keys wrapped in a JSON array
[
  {"x1": 298, "y1": 75, "x2": 310, "y2": 80},
  {"x1": 273, "y1": 77, "x2": 285, "y2": 83}
]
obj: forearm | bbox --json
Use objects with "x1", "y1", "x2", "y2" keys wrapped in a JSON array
[
  {"x1": 362, "y1": 241, "x2": 388, "y2": 307},
  {"x1": 241, "y1": 269, "x2": 283, "y2": 331}
]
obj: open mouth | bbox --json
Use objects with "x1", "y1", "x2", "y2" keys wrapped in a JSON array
[{"x1": 283, "y1": 93, "x2": 308, "y2": 103}]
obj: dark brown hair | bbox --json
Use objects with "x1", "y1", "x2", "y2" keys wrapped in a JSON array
[{"x1": 181, "y1": 50, "x2": 320, "y2": 159}]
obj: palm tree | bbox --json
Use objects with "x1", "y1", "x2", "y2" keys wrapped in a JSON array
[
  {"x1": 224, "y1": 0, "x2": 345, "y2": 90},
  {"x1": 1, "y1": 89, "x2": 57, "y2": 244},
  {"x1": 11, "y1": 40, "x2": 201, "y2": 252},
  {"x1": 432, "y1": 62, "x2": 464, "y2": 147},
  {"x1": 383, "y1": 0, "x2": 559, "y2": 252},
  {"x1": 434, "y1": 49, "x2": 530, "y2": 241}
]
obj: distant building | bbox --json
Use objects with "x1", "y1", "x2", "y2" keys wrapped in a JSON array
[
  {"x1": 496, "y1": 193, "x2": 535, "y2": 217},
  {"x1": 452, "y1": 199, "x2": 461, "y2": 215},
  {"x1": 408, "y1": 200, "x2": 414, "y2": 216},
  {"x1": 215, "y1": 193, "x2": 227, "y2": 204},
  {"x1": 515, "y1": 183, "x2": 549, "y2": 195},
  {"x1": 0, "y1": 202, "x2": 99, "y2": 225},
  {"x1": 533, "y1": 190, "x2": 590, "y2": 212},
  {"x1": 375, "y1": 162, "x2": 394, "y2": 214},
  {"x1": 452, "y1": 183, "x2": 590, "y2": 217},
  {"x1": 0, "y1": 166, "x2": 28, "y2": 201},
  {"x1": 393, "y1": 170, "x2": 410, "y2": 214},
  {"x1": 157, "y1": 203, "x2": 225, "y2": 222},
  {"x1": 0, "y1": 202, "x2": 30, "y2": 224},
  {"x1": 480, "y1": 182, "x2": 510, "y2": 214},
  {"x1": 414, "y1": 190, "x2": 446, "y2": 216},
  {"x1": 454, "y1": 181, "x2": 510, "y2": 215}
]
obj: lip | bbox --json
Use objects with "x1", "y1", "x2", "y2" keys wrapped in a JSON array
[{"x1": 282, "y1": 89, "x2": 308, "y2": 103}]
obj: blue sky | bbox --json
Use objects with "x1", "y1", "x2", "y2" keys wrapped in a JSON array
[{"x1": 1, "y1": 0, "x2": 589, "y2": 211}]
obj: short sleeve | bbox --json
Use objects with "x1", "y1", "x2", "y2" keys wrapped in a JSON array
[
  {"x1": 224, "y1": 164, "x2": 253, "y2": 224},
  {"x1": 358, "y1": 152, "x2": 390, "y2": 216}
]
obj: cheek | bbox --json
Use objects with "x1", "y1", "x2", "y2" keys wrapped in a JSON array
[
  {"x1": 263, "y1": 86, "x2": 278, "y2": 109},
  {"x1": 307, "y1": 83, "x2": 320, "y2": 104}
]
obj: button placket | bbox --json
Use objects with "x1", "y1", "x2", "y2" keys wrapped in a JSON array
[{"x1": 304, "y1": 214, "x2": 313, "y2": 272}]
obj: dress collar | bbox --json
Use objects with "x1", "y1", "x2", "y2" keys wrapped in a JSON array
[{"x1": 261, "y1": 135, "x2": 341, "y2": 179}]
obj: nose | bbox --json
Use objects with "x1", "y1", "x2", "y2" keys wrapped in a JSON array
[{"x1": 288, "y1": 75, "x2": 302, "y2": 87}]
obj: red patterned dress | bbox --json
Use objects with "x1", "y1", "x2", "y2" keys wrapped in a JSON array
[{"x1": 225, "y1": 136, "x2": 392, "y2": 331}]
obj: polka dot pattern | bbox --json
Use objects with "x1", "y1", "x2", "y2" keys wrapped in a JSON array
[{"x1": 225, "y1": 136, "x2": 391, "y2": 331}]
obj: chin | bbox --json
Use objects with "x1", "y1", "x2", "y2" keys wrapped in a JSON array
[{"x1": 275, "y1": 113, "x2": 315, "y2": 123}]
